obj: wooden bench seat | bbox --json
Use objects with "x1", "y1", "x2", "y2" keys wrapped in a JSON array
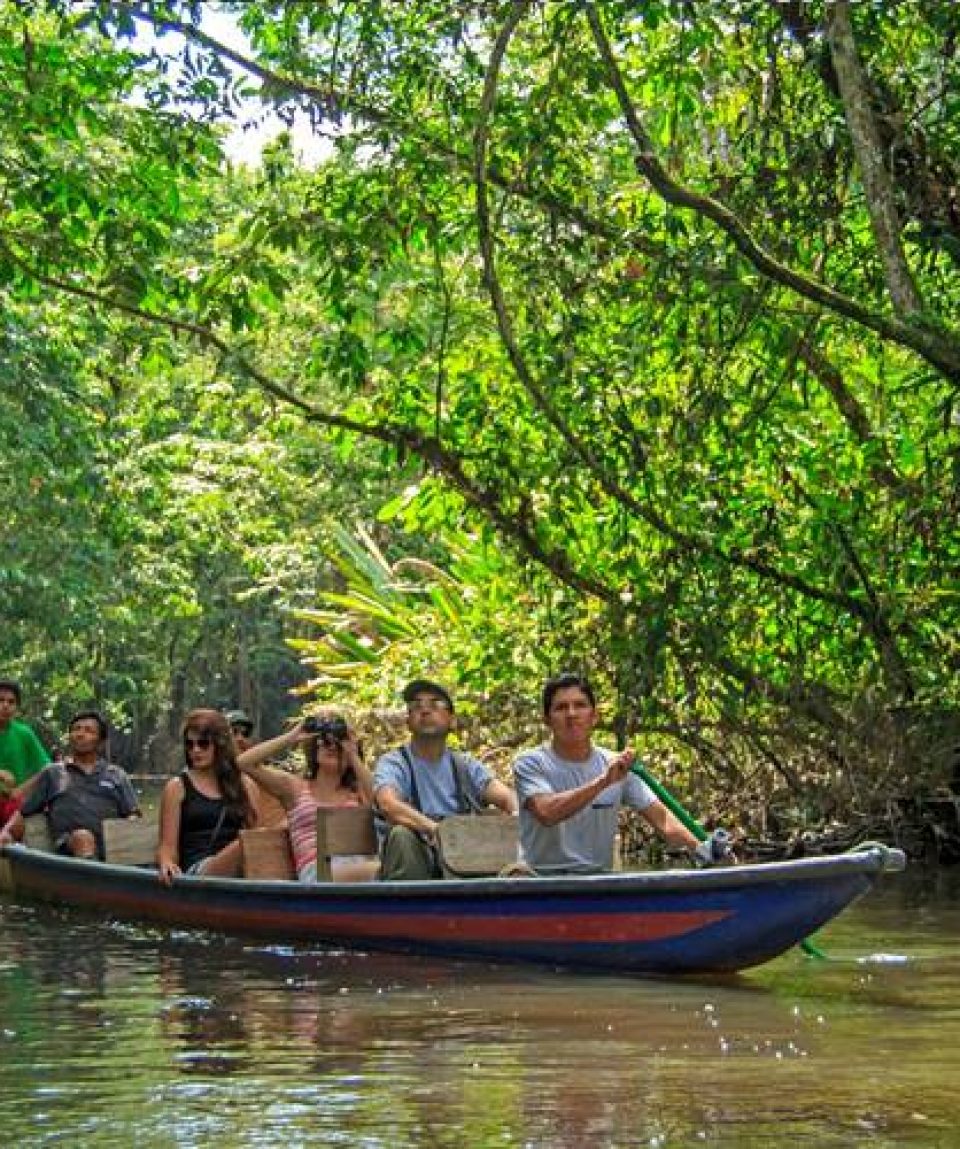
[
  {"x1": 102, "y1": 817, "x2": 157, "y2": 866},
  {"x1": 20, "y1": 814, "x2": 157, "y2": 866},
  {"x1": 241, "y1": 807, "x2": 380, "y2": 881},
  {"x1": 315, "y1": 806, "x2": 378, "y2": 880},
  {"x1": 22, "y1": 809, "x2": 519, "y2": 879},
  {"x1": 240, "y1": 825, "x2": 296, "y2": 881},
  {"x1": 436, "y1": 814, "x2": 520, "y2": 878},
  {"x1": 22, "y1": 814, "x2": 54, "y2": 851}
]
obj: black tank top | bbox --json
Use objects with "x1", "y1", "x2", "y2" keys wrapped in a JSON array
[{"x1": 178, "y1": 770, "x2": 244, "y2": 871}]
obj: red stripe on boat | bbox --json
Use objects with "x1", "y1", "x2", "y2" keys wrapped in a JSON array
[{"x1": 200, "y1": 908, "x2": 732, "y2": 943}]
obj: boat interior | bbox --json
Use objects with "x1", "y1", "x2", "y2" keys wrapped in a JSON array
[{"x1": 18, "y1": 809, "x2": 522, "y2": 882}]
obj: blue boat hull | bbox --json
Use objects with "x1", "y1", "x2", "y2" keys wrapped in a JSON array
[{"x1": 0, "y1": 845, "x2": 904, "y2": 974}]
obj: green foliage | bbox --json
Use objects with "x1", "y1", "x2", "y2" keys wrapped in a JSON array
[
  {"x1": 289, "y1": 518, "x2": 564, "y2": 710},
  {"x1": 0, "y1": 1, "x2": 958, "y2": 822}
]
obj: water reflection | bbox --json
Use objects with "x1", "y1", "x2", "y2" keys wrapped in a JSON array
[{"x1": 1, "y1": 871, "x2": 959, "y2": 1146}]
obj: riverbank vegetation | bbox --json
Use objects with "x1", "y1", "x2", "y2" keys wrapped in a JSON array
[{"x1": 1, "y1": 2, "x2": 958, "y2": 854}]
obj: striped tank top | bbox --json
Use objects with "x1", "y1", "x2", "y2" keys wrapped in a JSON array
[{"x1": 287, "y1": 788, "x2": 363, "y2": 879}]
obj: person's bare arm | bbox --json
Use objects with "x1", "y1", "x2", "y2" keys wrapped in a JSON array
[
  {"x1": 376, "y1": 784, "x2": 439, "y2": 838},
  {"x1": 237, "y1": 724, "x2": 307, "y2": 771},
  {"x1": 343, "y1": 731, "x2": 375, "y2": 805},
  {"x1": 483, "y1": 778, "x2": 519, "y2": 816},
  {"x1": 13, "y1": 771, "x2": 41, "y2": 805},
  {"x1": 236, "y1": 723, "x2": 311, "y2": 808},
  {"x1": 525, "y1": 750, "x2": 636, "y2": 827},
  {"x1": 157, "y1": 778, "x2": 184, "y2": 886},
  {"x1": 237, "y1": 757, "x2": 299, "y2": 808},
  {"x1": 242, "y1": 775, "x2": 262, "y2": 827},
  {"x1": 0, "y1": 809, "x2": 24, "y2": 846},
  {"x1": 640, "y1": 799, "x2": 700, "y2": 850}
]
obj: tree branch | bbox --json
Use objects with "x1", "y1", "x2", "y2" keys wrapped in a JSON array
[
  {"x1": 112, "y1": 1, "x2": 621, "y2": 246},
  {"x1": 793, "y1": 338, "x2": 913, "y2": 497},
  {"x1": 0, "y1": 241, "x2": 614, "y2": 604},
  {"x1": 829, "y1": 517, "x2": 915, "y2": 697},
  {"x1": 475, "y1": 3, "x2": 886, "y2": 628},
  {"x1": 824, "y1": 0, "x2": 923, "y2": 318},
  {"x1": 781, "y1": 464, "x2": 915, "y2": 698},
  {"x1": 118, "y1": 0, "x2": 960, "y2": 378},
  {"x1": 712, "y1": 651, "x2": 848, "y2": 733},
  {"x1": 772, "y1": 0, "x2": 960, "y2": 273},
  {"x1": 7, "y1": 5, "x2": 927, "y2": 654},
  {"x1": 582, "y1": 2, "x2": 960, "y2": 381}
]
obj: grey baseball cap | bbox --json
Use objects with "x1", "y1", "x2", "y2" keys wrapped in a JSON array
[
  {"x1": 401, "y1": 680, "x2": 454, "y2": 710},
  {"x1": 225, "y1": 709, "x2": 253, "y2": 733}
]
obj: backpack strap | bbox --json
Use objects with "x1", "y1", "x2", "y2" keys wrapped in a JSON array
[
  {"x1": 450, "y1": 751, "x2": 485, "y2": 815},
  {"x1": 399, "y1": 747, "x2": 481, "y2": 816},
  {"x1": 398, "y1": 746, "x2": 422, "y2": 811}
]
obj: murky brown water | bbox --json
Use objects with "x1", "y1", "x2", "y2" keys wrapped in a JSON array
[{"x1": 0, "y1": 867, "x2": 957, "y2": 1147}]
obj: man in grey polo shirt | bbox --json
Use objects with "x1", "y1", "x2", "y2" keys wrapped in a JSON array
[
  {"x1": 374, "y1": 679, "x2": 517, "y2": 880},
  {"x1": 19, "y1": 709, "x2": 140, "y2": 859},
  {"x1": 513, "y1": 672, "x2": 700, "y2": 874}
]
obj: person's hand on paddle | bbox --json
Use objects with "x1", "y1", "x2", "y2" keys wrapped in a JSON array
[
  {"x1": 603, "y1": 748, "x2": 637, "y2": 786},
  {"x1": 692, "y1": 828, "x2": 736, "y2": 867}
]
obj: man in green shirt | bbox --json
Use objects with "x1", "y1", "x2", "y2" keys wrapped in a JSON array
[{"x1": 0, "y1": 679, "x2": 50, "y2": 787}]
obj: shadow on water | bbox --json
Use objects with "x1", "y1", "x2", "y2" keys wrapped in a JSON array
[{"x1": 0, "y1": 866, "x2": 958, "y2": 1147}]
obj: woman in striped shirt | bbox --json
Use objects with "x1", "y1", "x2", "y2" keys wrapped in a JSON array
[{"x1": 238, "y1": 716, "x2": 377, "y2": 882}]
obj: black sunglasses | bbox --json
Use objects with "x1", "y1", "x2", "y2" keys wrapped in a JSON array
[{"x1": 184, "y1": 733, "x2": 214, "y2": 751}]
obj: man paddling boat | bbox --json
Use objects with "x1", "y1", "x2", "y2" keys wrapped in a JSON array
[{"x1": 514, "y1": 672, "x2": 710, "y2": 874}]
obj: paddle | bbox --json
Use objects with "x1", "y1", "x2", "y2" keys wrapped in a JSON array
[{"x1": 630, "y1": 761, "x2": 827, "y2": 960}]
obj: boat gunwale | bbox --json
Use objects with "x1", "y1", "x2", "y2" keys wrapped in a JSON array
[{"x1": 1, "y1": 843, "x2": 905, "y2": 902}]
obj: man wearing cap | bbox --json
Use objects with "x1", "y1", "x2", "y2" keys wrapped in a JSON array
[
  {"x1": 226, "y1": 709, "x2": 255, "y2": 754},
  {"x1": 373, "y1": 679, "x2": 517, "y2": 880}
]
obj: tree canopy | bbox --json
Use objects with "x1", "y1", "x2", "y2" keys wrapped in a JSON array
[{"x1": 1, "y1": 1, "x2": 958, "y2": 825}]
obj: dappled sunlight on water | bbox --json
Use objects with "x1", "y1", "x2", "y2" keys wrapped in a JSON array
[{"x1": 1, "y1": 868, "x2": 958, "y2": 1146}]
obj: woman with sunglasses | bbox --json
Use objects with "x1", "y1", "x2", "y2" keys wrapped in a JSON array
[
  {"x1": 157, "y1": 709, "x2": 261, "y2": 885},
  {"x1": 237, "y1": 714, "x2": 377, "y2": 882}
]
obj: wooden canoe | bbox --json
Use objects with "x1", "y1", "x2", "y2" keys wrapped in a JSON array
[{"x1": 0, "y1": 842, "x2": 904, "y2": 975}]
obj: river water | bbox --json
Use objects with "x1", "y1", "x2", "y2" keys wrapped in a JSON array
[{"x1": 0, "y1": 866, "x2": 957, "y2": 1148}]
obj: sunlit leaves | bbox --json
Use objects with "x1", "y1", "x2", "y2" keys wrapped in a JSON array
[{"x1": 1, "y1": 0, "x2": 958, "y2": 814}]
